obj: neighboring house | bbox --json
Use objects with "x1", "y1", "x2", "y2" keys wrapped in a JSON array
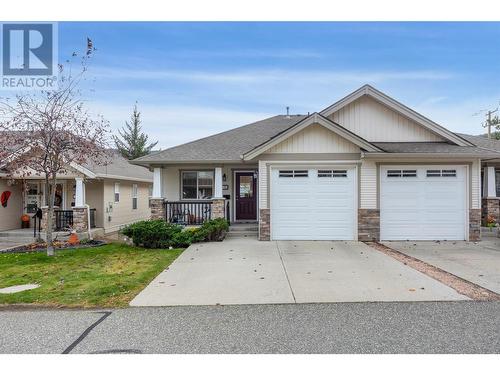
[
  {"x1": 0, "y1": 151, "x2": 153, "y2": 234},
  {"x1": 131, "y1": 85, "x2": 500, "y2": 241}
]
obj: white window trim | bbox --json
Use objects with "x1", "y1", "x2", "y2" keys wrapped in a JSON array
[
  {"x1": 114, "y1": 182, "x2": 120, "y2": 203},
  {"x1": 181, "y1": 170, "x2": 215, "y2": 200},
  {"x1": 132, "y1": 183, "x2": 138, "y2": 210}
]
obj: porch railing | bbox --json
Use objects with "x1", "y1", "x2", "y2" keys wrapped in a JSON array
[
  {"x1": 165, "y1": 201, "x2": 212, "y2": 225},
  {"x1": 55, "y1": 210, "x2": 73, "y2": 231}
]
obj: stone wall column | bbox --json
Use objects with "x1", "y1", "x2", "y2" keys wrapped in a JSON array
[
  {"x1": 72, "y1": 207, "x2": 89, "y2": 233},
  {"x1": 211, "y1": 198, "x2": 226, "y2": 219},
  {"x1": 358, "y1": 209, "x2": 380, "y2": 241},
  {"x1": 482, "y1": 198, "x2": 500, "y2": 226},
  {"x1": 150, "y1": 198, "x2": 165, "y2": 220},
  {"x1": 469, "y1": 208, "x2": 481, "y2": 241},
  {"x1": 259, "y1": 208, "x2": 270, "y2": 241}
]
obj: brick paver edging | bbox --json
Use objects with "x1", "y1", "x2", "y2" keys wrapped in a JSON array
[{"x1": 367, "y1": 242, "x2": 500, "y2": 302}]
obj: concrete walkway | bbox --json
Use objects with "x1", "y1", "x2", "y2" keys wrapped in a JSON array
[
  {"x1": 130, "y1": 238, "x2": 467, "y2": 306},
  {"x1": 383, "y1": 239, "x2": 500, "y2": 294}
]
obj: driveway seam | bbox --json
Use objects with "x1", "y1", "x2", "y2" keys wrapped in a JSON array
[{"x1": 275, "y1": 241, "x2": 297, "y2": 303}]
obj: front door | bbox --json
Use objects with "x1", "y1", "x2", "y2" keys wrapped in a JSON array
[{"x1": 235, "y1": 171, "x2": 257, "y2": 221}]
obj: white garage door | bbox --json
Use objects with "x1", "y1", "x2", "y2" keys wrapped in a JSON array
[
  {"x1": 270, "y1": 167, "x2": 356, "y2": 240},
  {"x1": 380, "y1": 166, "x2": 467, "y2": 240}
]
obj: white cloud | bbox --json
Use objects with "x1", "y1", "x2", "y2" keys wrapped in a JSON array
[{"x1": 87, "y1": 102, "x2": 272, "y2": 149}]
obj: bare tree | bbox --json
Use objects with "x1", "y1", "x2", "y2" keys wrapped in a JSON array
[{"x1": 0, "y1": 41, "x2": 110, "y2": 256}]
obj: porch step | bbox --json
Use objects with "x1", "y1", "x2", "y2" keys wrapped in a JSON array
[
  {"x1": 229, "y1": 224, "x2": 258, "y2": 232},
  {"x1": 227, "y1": 223, "x2": 258, "y2": 238}
]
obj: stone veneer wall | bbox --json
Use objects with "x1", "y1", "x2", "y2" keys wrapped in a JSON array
[
  {"x1": 40, "y1": 206, "x2": 57, "y2": 231},
  {"x1": 150, "y1": 198, "x2": 165, "y2": 220},
  {"x1": 211, "y1": 199, "x2": 226, "y2": 219},
  {"x1": 482, "y1": 198, "x2": 500, "y2": 226},
  {"x1": 72, "y1": 207, "x2": 88, "y2": 232},
  {"x1": 259, "y1": 208, "x2": 270, "y2": 241},
  {"x1": 469, "y1": 209, "x2": 481, "y2": 241},
  {"x1": 358, "y1": 209, "x2": 380, "y2": 241}
]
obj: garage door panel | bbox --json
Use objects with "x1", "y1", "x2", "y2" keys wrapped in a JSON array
[
  {"x1": 381, "y1": 166, "x2": 466, "y2": 241},
  {"x1": 271, "y1": 167, "x2": 355, "y2": 240}
]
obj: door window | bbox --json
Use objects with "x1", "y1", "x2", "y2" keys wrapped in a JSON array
[{"x1": 239, "y1": 175, "x2": 254, "y2": 198}]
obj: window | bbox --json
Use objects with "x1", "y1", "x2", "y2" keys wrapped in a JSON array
[
  {"x1": 426, "y1": 169, "x2": 457, "y2": 178},
  {"x1": 132, "y1": 184, "x2": 138, "y2": 210},
  {"x1": 114, "y1": 182, "x2": 120, "y2": 203},
  {"x1": 181, "y1": 171, "x2": 214, "y2": 199},
  {"x1": 387, "y1": 170, "x2": 417, "y2": 178},
  {"x1": 148, "y1": 185, "x2": 153, "y2": 208},
  {"x1": 279, "y1": 170, "x2": 308, "y2": 178},
  {"x1": 318, "y1": 170, "x2": 348, "y2": 178}
]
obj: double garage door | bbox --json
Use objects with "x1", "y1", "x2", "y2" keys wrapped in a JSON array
[{"x1": 270, "y1": 165, "x2": 467, "y2": 241}]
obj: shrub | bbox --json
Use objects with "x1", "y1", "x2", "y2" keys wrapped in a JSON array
[
  {"x1": 120, "y1": 218, "x2": 229, "y2": 249},
  {"x1": 120, "y1": 220, "x2": 182, "y2": 248}
]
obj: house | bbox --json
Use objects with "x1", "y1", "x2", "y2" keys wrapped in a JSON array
[
  {"x1": 131, "y1": 85, "x2": 500, "y2": 241},
  {"x1": 0, "y1": 150, "x2": 153, "y2": 234}
]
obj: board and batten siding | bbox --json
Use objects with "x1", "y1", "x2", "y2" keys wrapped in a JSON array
[
  {"x1": 329, "y1": 95, "x2": 444, "y2": 142},
  {"x1": 360, "y1": 160, "x2": 377, "y2": 209},
  {"x1": 266, "y1": 124, "x2": 360, "y2": 153}
]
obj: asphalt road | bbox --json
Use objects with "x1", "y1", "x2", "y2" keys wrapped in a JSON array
[{"x1": 0, "y1": 302, "x2": 499, "y2": 354}]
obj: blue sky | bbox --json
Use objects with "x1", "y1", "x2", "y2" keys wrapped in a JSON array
[{"x1": 56, "y1": 22, "x2": 500, "y2": 147}]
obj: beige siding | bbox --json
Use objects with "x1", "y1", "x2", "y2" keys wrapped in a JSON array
[
  {"x1": 471, "y1": 159, "x2": 481, "y2": 209},
  {"x1": 360, "y1": 160, "x2": 378, "y2": 209},
  {"x1": 0, "y1": 179, "x2": 23, "y2": 230},
  {"x1": 266, "y1": 124, "x2": 360, "y2": 153},
  {"x1": 103, "y1": 179, "x2": 152, "y2": 233},
  {"x1": 329, "y1": 95, "x2": 444, "y2": 142},
  {"x1": 85, "y1": 180, "x2": 104, "y2": 228},
  {"x1": 258, "y1": 160, "x2": 268, "y2": 209}
]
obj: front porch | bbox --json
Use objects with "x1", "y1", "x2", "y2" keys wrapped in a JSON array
[
  {"x1": 149, "y1": 165, "x2": 258, "y2": 225},
  {"x1": 482, "y1": 164, "x2": 500, "y2": 226}
]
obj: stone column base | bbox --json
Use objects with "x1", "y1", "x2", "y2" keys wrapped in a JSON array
[
  {"x1": 358, "y1": 209, "x2": 380, "y2": 241},
  {"x1": 482, "y1": 198, "x2": 500, "y2": 226},
  {"x1": 150, "y1": 198, "x2": 165, "y2": 220},
  {"x1": 211, "y1": 198, "x2": 226, "y2": 219},
  {"x1": 469, "y1": 208, "x2": 481, "y2": 241},
  {"x1": 73, "y1": 207, "x2": 89, "y2": 232},
  {"x1": 259, "y1": 208, "x2": 270, "y2": 241}
]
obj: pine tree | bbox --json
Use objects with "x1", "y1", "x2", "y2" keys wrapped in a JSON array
[{"x1": 113, "y1": 104, "x2": 158, "y2": 159}]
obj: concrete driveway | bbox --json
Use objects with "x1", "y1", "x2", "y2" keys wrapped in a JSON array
[
  {"x1": 131, "y1": 238, "x2": 466, "y2": 306},
  {"x1": 383, "y1": 238, "x2": 500, "y2": 294}
]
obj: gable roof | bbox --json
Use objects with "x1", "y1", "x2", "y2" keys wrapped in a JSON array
[
  {"x1": 131, "y1": 115, "x2": 307, "y2": 165},
  {"x1": 320, "y1": 85, "x2": 474, "y2": 147},
  {"x1": 242, "y1": 113, "x2": 382, "y2": 160}
]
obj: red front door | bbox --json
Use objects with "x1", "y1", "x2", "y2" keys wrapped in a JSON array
[{"x1": 235, "y1": 171, "x2": 257, "y2": 221}]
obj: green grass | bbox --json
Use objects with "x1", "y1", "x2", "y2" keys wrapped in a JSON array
[{"x1": 0, "y1": 243, "x2": 183, "y2": 308}]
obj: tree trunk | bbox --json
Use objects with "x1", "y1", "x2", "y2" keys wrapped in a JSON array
[{"x1": 46, "y1": 175, "x2": 57, "y2": 256}]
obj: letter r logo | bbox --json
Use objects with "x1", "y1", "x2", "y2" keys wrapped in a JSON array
[{"x1": 2, "y1": 23, "x2": 54, "y2": 76}]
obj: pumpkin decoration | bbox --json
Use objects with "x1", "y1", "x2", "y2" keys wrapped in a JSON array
[{"x1": 21, "y1": 214, "x2": 30, "y2": 222}]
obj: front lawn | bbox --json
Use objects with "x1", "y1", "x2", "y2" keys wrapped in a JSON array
[{"x1": 0, "y1": 243, "x2": 183, "y2": 307}]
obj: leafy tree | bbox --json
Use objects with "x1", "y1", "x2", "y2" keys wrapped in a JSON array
[
  {"x1": 0, "y1": 42, "x2": 109, "y2": 256},
  {"x1": 113, "y1": 105, "x2": 158, "y2": 159}
]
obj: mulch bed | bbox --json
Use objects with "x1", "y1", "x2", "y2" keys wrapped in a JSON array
[
  {"x1": 367, "y1": 242, "x2": 500, "y2": 301},
  {"x1": 0, "y1": 240, "x2": 107, "y2": 254}
]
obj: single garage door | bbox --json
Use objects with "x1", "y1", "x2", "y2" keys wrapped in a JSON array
[
  {"x1": 380, "y1": 166, "x2": 467, "y2": 240},
  {"x1": 270, "y1": 167, "x2": 356, "y2": 240}
]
